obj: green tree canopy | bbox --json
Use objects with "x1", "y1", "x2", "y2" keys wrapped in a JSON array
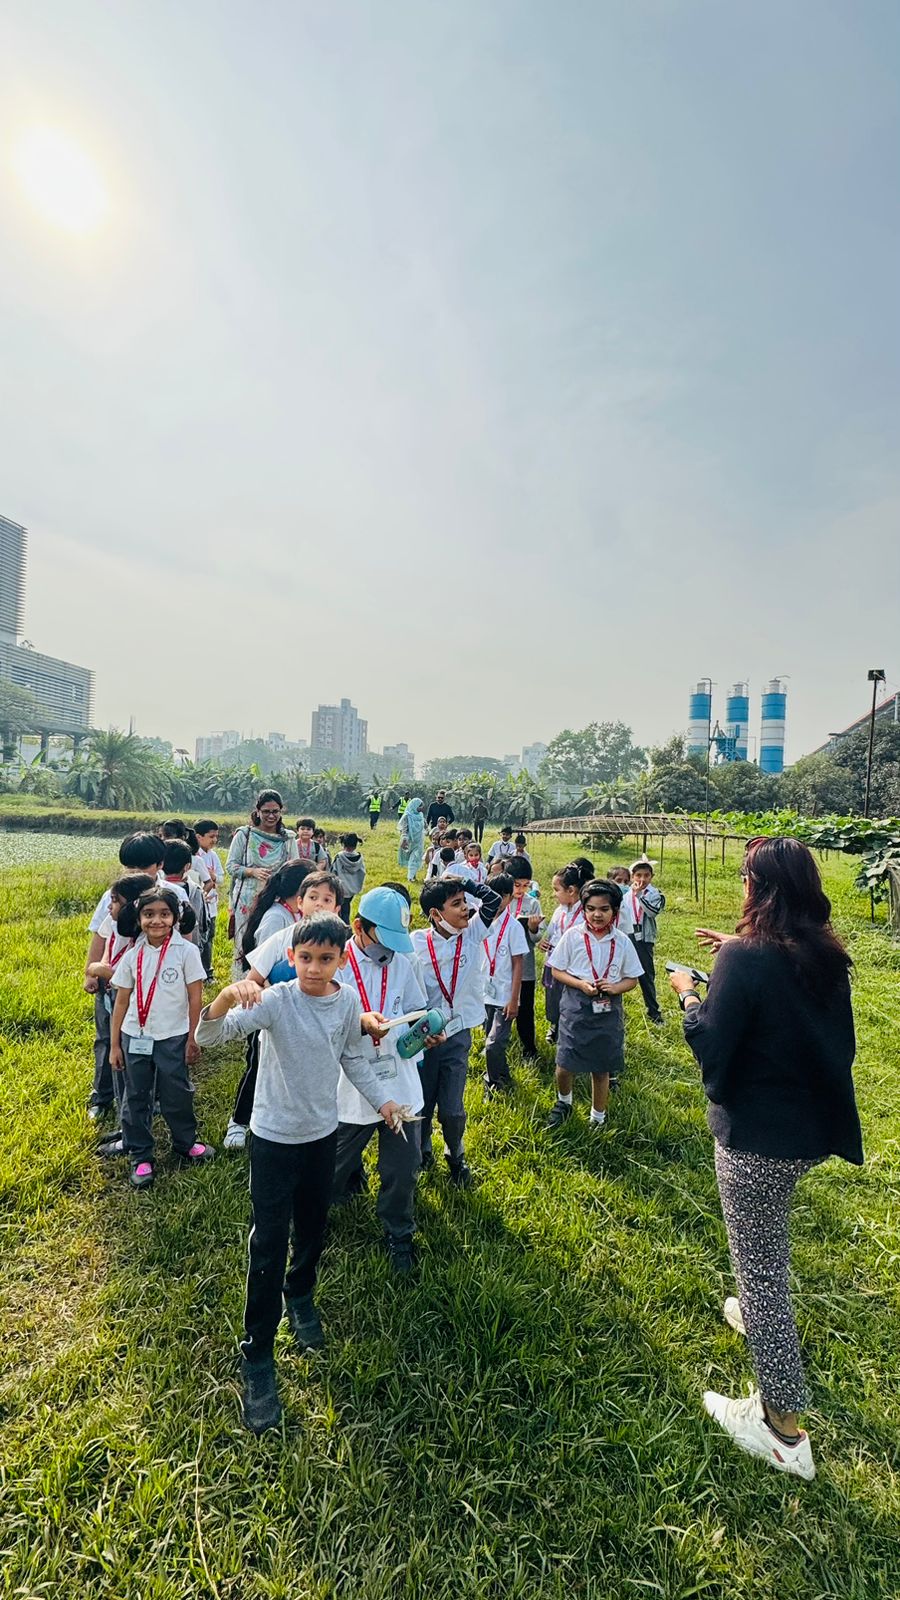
[
  {"x1": 540, "y1": 722, "x2": 644, "y2": 787},
  {"x1": 423, "y1": 756, "x2": 511, "y2": 785}
]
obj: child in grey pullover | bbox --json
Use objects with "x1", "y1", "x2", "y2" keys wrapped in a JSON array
[
  {"x1": 196, "y1": 912, "x2": 400, "y2": 1433},
  {"x1": 331, "y1": 833, "x2": 367, "y2": 923}
]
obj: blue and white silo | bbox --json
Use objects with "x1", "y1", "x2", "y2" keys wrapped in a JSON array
[
  {"x1": 759, "y1": 679, "x2": 787, "y2": 773},
  {"x1": 687, "y1": 682, "x2": 712, "y2": 757},
  {"x1": 725, "y1": 682, "x2": 750, "y2": 761}
]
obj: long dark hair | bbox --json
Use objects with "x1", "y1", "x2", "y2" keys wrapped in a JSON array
[
  {"x1": 737, "y1": 836, "x2": 851, "y2": 996},
  {"x1": 242, "y1": 861, "x2": 314, "y2": 956}
]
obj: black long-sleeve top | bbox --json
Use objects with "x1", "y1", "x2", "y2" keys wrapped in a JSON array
[{"x1": 682, "y1": 938, "x2": 863, "y2": 1164}]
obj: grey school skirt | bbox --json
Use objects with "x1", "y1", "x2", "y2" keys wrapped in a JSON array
[{"x1": 556, "y1": 987, "x2": 625, "y2": 1076}]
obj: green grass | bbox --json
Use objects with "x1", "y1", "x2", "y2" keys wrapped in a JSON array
[{"x1": 1, "y1": 825, "x2": 899, "y2": 1599}]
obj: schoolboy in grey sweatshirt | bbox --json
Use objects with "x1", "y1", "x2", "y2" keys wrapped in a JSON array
[{"x1": 196, "y1": 912, "x2": 400, "y2": 1433}]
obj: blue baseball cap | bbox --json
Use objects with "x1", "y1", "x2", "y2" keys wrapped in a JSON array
[{"x1": 358, "y1": 886, "x2": 413, "y2": 953}]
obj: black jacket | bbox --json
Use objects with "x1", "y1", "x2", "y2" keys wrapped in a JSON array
[
  {"x1": 426, "y1": 801, "x2": 454, "y2": 827},
  {"x1": 682, "y1": 938, "x2": 863, "y2": 1164}
]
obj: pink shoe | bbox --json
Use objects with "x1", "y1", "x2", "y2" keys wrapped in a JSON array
[
  {"x1": 130, "y1": 1160, "x2": 154, "y2": 1189},
  {"x1": 181, "y1": 1142, "x2": 215, "y2": 1164}
]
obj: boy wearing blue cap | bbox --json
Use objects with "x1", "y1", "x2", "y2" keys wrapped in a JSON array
[{"x1": 331, "y1": 886, "x2": 429, "y2": 1273}]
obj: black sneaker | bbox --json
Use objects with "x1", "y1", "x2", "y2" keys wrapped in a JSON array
[
  {"x1": 284, "y1": 1293, "x2": 325, "y2": 1351},
  {"x1": 241, "y1": 1357, "x2": 282, "y2": 1433},
  {"x1": 384, "y1": 1234, "x2": 416, "y2": 1275},
  {"x1": 608, "y1": 1076, "x2": 620, "y2": 1093},
  {"x1": 545, "y1": 1025, "x2": 557, "y2": 1044},
  {"x1": 545, "y1": 1098, "x2": 573, "y2": 1130},
  {"x1": 419, "y1": 1149, "x2": 435, "y2": 1173},
  {"x1": 447, "y1": 1158, "x2": 474, "y2": 1189}
]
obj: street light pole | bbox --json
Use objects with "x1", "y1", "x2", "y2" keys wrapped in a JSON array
[{"x1": 864, "y1": 669, "x2": 886, "y2": 819}]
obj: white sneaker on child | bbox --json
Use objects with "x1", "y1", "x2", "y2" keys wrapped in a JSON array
[
  {"x1": 224, "y1": 1120, "x2": 247, "y2": 1151},
  {"x1": 723, "y1": 1296, "x2": 746, "y2": 1335},
  {"x1": 702, "y1": 1389, "x2": 815, "y2": 1480}
]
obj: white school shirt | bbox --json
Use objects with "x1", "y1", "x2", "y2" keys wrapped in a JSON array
[
  {"x1": 335, "y1": 944, "x2": 427, "y2": 1123},
  {"x1": 252, "y1": 901, "x2": 298, "y2": 949},
  {"x1": 481, "y1": 907, "x2": 529, "y2": 1007},
  {"x1": 194, "y1": 849, "x2": 223, "y2": 915},
  {"x1": 88, "y1": 890, "x2": 113, "y2": 934},
  {"x1": 613, "y1": 893, "x2": 635, "y2": 936},
  {"x1": 157, "y1": 873, "x2": 190, "y2": 905},
  {"x1": 411, "y1": 912, "x2": 494, "y2": 1029},
  {"x1": 550, "y1": 926, "x2": 643, "y2": 986},
  {"x1": 543, "y1": 900, "x2": 584, "y2": 959},
  {"x1": 112, "y1": 930, "x2": 206, "y2": 1040},
  {"x1": 97, "y1": 913, "x2": 134, "y2": 964},
  {"x1": 246, "y1": 925, "x2": 294, "y2": 980},
  {"x1": 443, "y1": 860, "x2": 479, "y2": 885},
  {"x1": 486, "y1": 839, "x2": 516, "y2": 863}
]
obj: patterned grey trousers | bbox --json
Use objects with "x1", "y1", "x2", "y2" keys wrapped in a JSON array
[{"x1": 714, "y1": 1142, "x2": 818, "y2": 1413}]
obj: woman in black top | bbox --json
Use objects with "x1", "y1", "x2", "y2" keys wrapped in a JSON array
[{"x1": 670, "y1": 836, "x2": 862, "y2": 1482}]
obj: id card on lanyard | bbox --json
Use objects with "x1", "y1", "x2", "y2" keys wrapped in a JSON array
[
  {"x1": 103, "y1": 933, "x2": 131, "y2": 1014},
  {"x1": 482, "y1": 909, "x2": 511, "y2": 1003},
  {"x1": 130, "y1": 935, "x2": 172, "y2": 1054},
  {"x1": 584, "y1": 931, "x2": 616, "y2": 1013},
  {"x1": 346, "y1": 945, "x2": 394, "y2": 1074},
  {"x1": 427, "y1": 931, "x2": 465, "y2": 1035}
]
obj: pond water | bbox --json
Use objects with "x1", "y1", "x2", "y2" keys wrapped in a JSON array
[{"x1": 0, "y1": 831, "x2": 120, "y2": 869}]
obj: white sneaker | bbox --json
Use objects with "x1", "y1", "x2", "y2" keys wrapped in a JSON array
[
  {"x1": 223, "y1": 1120, "x2": 247, "y2": 1151},
  {"x1": 724, "y1": 1296, "x2": 746, "y2": 1335},
  {"x1": 702, "y1": 1389, "x2": 815, "y2": 1480}
]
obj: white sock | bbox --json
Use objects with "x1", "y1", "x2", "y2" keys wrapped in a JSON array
[
  {"x1": 590, "y1": 1108, "x2": 606, "y2": 1124},
  {"x1": 557, "y1": 1090, "x2": 573, "y2": 1105}
]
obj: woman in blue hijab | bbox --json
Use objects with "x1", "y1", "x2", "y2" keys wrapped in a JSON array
[{"x1": 398, "y1": 796, "x2": 426, "y2": 882}]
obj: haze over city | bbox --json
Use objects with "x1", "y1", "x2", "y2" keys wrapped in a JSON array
[{"x1": 1, "y1": 0, "x2": 898, "y2": 763}]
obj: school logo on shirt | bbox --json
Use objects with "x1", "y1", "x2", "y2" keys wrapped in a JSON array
[{"x1": 160, "y1": 965, "x2": 180, "y2": 985}]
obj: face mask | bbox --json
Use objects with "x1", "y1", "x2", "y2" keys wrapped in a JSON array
[
  {"x1": 435, "y1": 915, "x2": 460, "y2": 937},
  {"x1": 365, "y1": 939, "x2": 394, "y2": 965}
]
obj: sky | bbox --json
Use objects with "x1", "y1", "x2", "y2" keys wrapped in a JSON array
[{"x1": 1, "y1": 0, "x2": 898, "y2": 766}]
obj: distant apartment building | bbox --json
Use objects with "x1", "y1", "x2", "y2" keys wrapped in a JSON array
[
  {"x1": 521, "y1": 742, "x2": 548, "y2": 777},
  {"x1": 310, "y1": 697, "x2": 368, "y2": 766},
  {"x1": 381, "y1": 742, "x2": 415, "y2": 780},
  {"x1": 195, "y1": 729, "x2": 242, "y2": 763},
  {"x1": 0, "y1": 514, "x2": 94, "y2": 733}
]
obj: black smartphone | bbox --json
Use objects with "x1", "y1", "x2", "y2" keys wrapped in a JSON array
[{"x1": 665, "y1": 961, "x2": 710, "y2": 985}]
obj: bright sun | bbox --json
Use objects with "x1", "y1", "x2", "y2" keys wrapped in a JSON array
[{"x1": 11, "y1": 125, "x2": 108, "y2": 235}]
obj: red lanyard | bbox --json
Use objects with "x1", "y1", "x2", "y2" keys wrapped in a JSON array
[
  {"x1": 281, "y1": 900, "x2": 301, "y2": 921},
  {"x1": 483, "y1": 909, "x2": 512, "y2": 976},
  {"x1": 583, "y1": 931, "x2": 617, "y2": 985},
  {"x1": 346, "y1": 944, "x2": 389, "y2": 1014},
  {"x1": 427, "y1": 930, "x2": 464, "y2": 1007},
  {"x1": 631, "y1": 890, "x2": 643, "y2": 926},
  {"x1": 135, "y1": 935, "x2": 172, "y2": 1030},
  {"x1": 560, "y1": 903, "x2": 583, "y2": 933},
  {"x1": 106, "y1": 932, "x2": 131, "y2": 972},
  {"x1": 513, "y1": 895, "x2": 525, "y2": 917}
]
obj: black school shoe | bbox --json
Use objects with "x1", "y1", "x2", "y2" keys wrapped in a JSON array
[
  {"x1": 284, "y1": 1293, "x2": 326, "y2": 1351},
  {"x1": 383, "y1": 1234, "x2": 416, "y2": 1275},
  {"x1": 545, "y1": 1098, "x2": 573, "y2": 1130},
  {"x1": 447, "y1": 1158, "x2": 474, "y2": 1189},
  {"x1": 241, "y1": 1358, "x2": 282, "y2": 1434},
  {"x1": 419, "y1": 1149, "x2": 435, "y2": 1173}
]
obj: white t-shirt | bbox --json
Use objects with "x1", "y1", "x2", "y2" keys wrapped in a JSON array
[
  {"x1": 443, "y1": 860, "x2": 479, "y2": 885},
  {"x1": 543, "y1": 900, "x2": 584, "y2": 959},
  {"x1": 195, "y1": 848, "x2": 224, "y2": 916},
  {"x1": 613, "y1": 892, "x2": 635, "y2": 936},
  {"x1": 550, "y1": 926, "x2": 643, "y2": 986},
  {"x1": 481, "y1": 907, "x2": 529, "y2": 1007},
  {"x1": 246, "y1": 925, "x2": 294, "y2": 980},
  {"x1": 411, "y1": 910, "x2": 496, "y2": 1029},
  {"x1": 97, "y1": 913, "x2": 134, "y2": 965},
  {"x1": 487, "y1": 839, "x2": 516, "y2": 863},
  {"x1": 112, "y1": 930, "x2": 206, "y2": 1039},
  {"x1": 89, "y1": 890, "x2": 113, "y2": 934},
  {"x1": 336, "y1": 944, "x2": 427, "y2": 1123}
]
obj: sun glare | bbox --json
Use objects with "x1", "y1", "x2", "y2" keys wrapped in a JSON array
[{"x1": 11, "y1": 125, "x2": 108, "y2": 235}]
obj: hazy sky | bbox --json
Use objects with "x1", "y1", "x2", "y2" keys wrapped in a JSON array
[{"x1": 1, "y1": 0, "x2": 898, "y2": 764}]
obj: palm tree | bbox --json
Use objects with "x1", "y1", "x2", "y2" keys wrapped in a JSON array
[{"x1": 66, "y1": 729, "x2": 172, "y2": 809}]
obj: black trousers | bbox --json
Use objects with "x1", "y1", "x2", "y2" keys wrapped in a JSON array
[
  {"x1": 515, "y1": 978, "x2": 536, "y2": 1056},
  {"x1": 232, "y1": 1030, "x2": 260, "y2": 1126},
  {"x1": 631, "y1": 938, "x2": 662, "y2": 1021},
  {"x1": 339, "y1": 897, "x2": 352, "y2": 925},
  {"x1": 369, "y1": 812, "x2": 379, "y2": 830},
  {"x1": 473, "y1": 820, "x2": 485, "y2": 843},
  {"x1": 200, "y1": 913, "x2": 216, "y2": 979},
  {"x1": 333, "y1": 1119, "x2": 421, "y2": 1238},
  {"x1": 121, "y1": 1032, "x2": 197, "y2": 1162},
  {"x1": 241, "y1": 1129, "x2": 337, "y2": 1363}
]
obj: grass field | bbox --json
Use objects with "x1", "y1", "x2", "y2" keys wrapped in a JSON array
[{"x1": 1, "y1": 823, "x2": 899, "y2": 1599}]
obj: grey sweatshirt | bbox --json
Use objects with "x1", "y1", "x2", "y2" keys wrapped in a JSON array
[
  {"x1": 196, "y1": 981, "x2": 386, "y2": 1144},
  {"x1": 331, "y1": 850, "x2": 367, "y2": 901}
]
